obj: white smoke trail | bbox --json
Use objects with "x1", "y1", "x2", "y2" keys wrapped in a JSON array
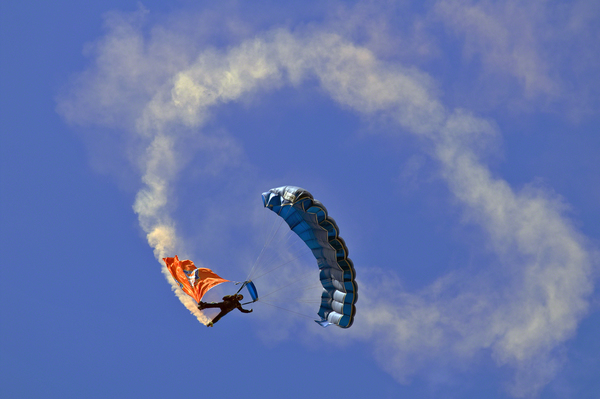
[
  {"x1": 130, "y1": 133, "x2": 210, "y2": 324},
  {"x1": 57, "y1": 8, "x2": 596, "y2": 396}
]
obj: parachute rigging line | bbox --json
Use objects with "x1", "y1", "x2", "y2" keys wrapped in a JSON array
[{"x1": 245, "y1": 212, "x2": 286, "y2": 282}]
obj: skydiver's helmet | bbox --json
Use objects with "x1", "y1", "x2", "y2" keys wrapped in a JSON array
[{"x1": 236, "y1": 294, "x2": 243, "y2": 301}]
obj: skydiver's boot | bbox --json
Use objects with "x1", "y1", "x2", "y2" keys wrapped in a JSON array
[{"x1": 206, "y1": 321, "x2": 214, "y2": 327}]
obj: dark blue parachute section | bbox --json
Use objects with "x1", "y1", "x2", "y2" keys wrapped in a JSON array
[
  {"x1": 262, "y1": 186, "x2": 357, "y2": 328},
  {"x1": 245, "y1": 281, "x2": 259, "y2": 302},
  {"x1": 236, "y1": 280, "x2": 259, "y2": 304}
]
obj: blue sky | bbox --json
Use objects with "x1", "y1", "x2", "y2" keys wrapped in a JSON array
[{"x1": 1, "y1": 1, "x2": 599, "y2": 398}]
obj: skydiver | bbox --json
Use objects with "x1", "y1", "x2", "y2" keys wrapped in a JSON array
[{"x1": 198, "y1": 294, "x2": 253, "y2": 327}]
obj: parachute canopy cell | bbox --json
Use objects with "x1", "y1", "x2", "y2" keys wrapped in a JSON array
[
  {"x1": 163, "y1": 256, "x2": 229, "y2": 303},
  {"x1": 262, "y1": 186, "x2": 358, "y2": 328}
]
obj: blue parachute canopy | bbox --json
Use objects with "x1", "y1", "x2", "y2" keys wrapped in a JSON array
[
  {"x1": 245, "y1": 281, "x2": 259, "y2": 302},
  {"x1": 236, "y1": 280, "x2": 259, "y2": 303},
  {"x1": 262, "y1": 186, "x2": 358, "y2": 328}
]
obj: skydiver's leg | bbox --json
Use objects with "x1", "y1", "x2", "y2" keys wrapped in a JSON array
[
  {"x1": 198, "y1": 302, "x2": 221, "y2": 310},
  {"x1": 210, "y1": 309, "x2": 230, "y2": 325}
]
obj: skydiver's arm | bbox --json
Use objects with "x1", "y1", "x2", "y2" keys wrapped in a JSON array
[{"x1": 237, "y1": 304, "x2": 253, "y2": 313}]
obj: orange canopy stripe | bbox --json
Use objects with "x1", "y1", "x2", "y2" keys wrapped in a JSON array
[{"x1": 163, "y1": 256, "x2": 229, "y2": 303}]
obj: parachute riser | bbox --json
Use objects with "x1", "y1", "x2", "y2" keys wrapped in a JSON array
[{"x1": 234, "y1": 280, "x2": 259, "y2": 303}]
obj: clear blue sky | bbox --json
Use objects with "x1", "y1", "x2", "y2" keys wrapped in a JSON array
[{"x1": 1, "y1": 1, "x2": 599, "y2": 398}]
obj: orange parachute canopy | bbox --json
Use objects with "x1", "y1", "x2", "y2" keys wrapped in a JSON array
[{"x1": 163, "y1": 256, "x2": 229, "y2": 303}]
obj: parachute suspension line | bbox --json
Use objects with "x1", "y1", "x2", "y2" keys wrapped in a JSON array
[
  {"x1": 249, "y1": 225, "x2": 306, "y2": 273},
  {"x1": 258, "y1": 300, "x2": 315, "y2": 321},
  {"x1": 249, "y1": 252, "x2": 308, "y2": 281},
  {"x1": 251, "y1": 243, "x2": 289, "y2": 272},
  {"x1": 248, "y1": 224, "x2": 315, "y2": 284},
  {"x1": 246, "y1": 211, "x2": 313, "y2": 284},
  {"x1": 258, "y1": 268, "x2": 315, "y2": 301},
  {"x1": 264, "y1": 240, "x2": 311, "y2": 271},
  {"x1": 289, "y1": 282, "x2": 323, "y2": 304},
  {"x1": 296, "y1": 282, "x2": 322, "y2": 292},
  {"x1": 245, "y1": 214, "x2": 285, "y2": 282}
]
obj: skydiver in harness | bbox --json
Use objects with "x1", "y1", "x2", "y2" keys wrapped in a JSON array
[{"x1": 198, "y1": 294, "x2": 253, "y2": 327}]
